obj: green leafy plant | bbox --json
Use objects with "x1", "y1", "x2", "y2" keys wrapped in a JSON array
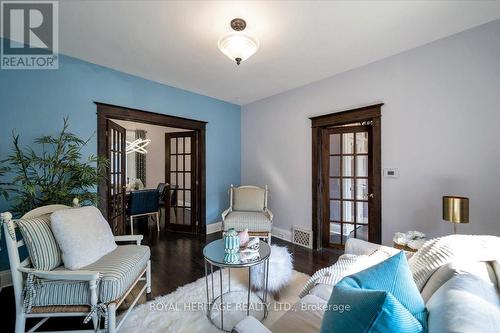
[
  {"x1": 0, "y1": 117, "x2": 108, "y2": 215},
  {"x1": 0, "y1": 164, "x2": 11, "y2": 200}
]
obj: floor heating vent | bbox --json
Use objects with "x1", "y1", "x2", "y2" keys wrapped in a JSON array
[{"x1": 292, "y1": 226, "x2": 313, "y2": 249}]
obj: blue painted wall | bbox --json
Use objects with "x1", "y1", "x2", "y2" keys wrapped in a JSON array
[{"x1": 0, "y1": 48, "x2": 241, "y2": 270}]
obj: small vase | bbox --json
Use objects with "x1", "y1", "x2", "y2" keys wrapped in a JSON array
[
  {"x1": 224, "y1": 252, "x2": 240, "y2": 264},
  {"x1": 238, "y1": 229, "x2": 250, "y2": 247},
  {"x1": 223, "y1": 228, "x2": 240, "y2": 254}
]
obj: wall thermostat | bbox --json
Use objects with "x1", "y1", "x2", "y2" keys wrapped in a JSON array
[{"x1": 383, "y1": 168, "x2": 399, "y2": 178}]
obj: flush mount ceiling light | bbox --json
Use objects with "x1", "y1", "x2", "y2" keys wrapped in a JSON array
[
  {"x1": 218, "y1": 18, "x2": 259, "y2": 65},
  {"x1": 126, "y1": 138, "x2": 151, "y2": 155}
]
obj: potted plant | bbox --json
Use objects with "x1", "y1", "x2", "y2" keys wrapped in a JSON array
[{"x1": 0, "y1": 117, "x2": 107, "y2": 216}]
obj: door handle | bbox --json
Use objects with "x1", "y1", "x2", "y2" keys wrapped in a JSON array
[{"x1": 368, "y1": 193, "x2": 374, "y2": 198}]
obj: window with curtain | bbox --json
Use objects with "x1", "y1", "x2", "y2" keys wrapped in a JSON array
[{"x1": 135, "y1": 129, "x2": 147, "y2": 186}]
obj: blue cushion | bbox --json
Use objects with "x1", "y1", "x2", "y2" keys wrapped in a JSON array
[{"x1": 320, "y1": 251, "x2": 428, "y2": 333}]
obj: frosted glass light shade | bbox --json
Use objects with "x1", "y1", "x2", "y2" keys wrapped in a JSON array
[{"x1": 218, "y1": 34, "x2": 259, "y2": 64}]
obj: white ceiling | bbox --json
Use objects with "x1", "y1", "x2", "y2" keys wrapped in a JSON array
[
  {"x1": 113, "y1": 119, "x2": 189, "y2": 133},
  {"x1": 54, "y1": 1, "x2": 500, "y2": 105}
]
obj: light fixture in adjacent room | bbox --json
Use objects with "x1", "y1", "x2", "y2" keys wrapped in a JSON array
[
  {"x1": 126, "y1": 138, "x2": 151, "y2": 155},
  {"x1": 218, "y1": 18, "x2": 259, "y2": 65},
  {"x1": 442, "y1": 195, "x2": 469, "y2": 234}
]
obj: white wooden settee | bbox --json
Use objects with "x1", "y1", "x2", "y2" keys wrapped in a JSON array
[{"x1": 1, "y1": 204, "x2": 151, "y2": 333}]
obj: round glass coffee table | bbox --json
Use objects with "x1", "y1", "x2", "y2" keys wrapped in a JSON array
[{"x1": 203, "y1": 239, "x2": 271, "y2": 332}]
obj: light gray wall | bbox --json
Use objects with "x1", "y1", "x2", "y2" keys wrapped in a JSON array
[{"x1": 242, "y1": 19, "x2": 500, "y2": 245}]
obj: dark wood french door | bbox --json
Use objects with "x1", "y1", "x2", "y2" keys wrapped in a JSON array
[
  {"x1": 311, "y1": 104, "x2": 382, "y2": 249},
  {"x1": 322, "y1": 125, "x2": 373, "y2": 248},
  {"x1": 107, "y1": 120, "x2": 127, "y2": 235},
  {"x1": 165, "y1": 132, "x2": 197, "y2": 232}
]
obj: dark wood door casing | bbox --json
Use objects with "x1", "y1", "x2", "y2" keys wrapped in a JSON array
[
  {"x1": 310, "y1": 104, "x2": 382, "y2": 249},
  {"x1": 96, "y1": 102, "x2": 207, "y2": 235}
]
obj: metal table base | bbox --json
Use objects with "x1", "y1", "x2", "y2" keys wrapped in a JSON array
[{"x1": 204, "y1": 259, "x2": 270, "y2": 332}]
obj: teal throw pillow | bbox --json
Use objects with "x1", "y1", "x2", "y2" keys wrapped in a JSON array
[{"x1": 320, "y1": 251, "x2": 427, "y2": 333}]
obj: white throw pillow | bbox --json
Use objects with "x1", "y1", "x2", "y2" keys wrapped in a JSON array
[{"x1": 51, "y1": 206, "x2": 117, "y2": 270}]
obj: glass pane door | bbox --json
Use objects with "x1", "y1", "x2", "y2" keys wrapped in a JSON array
[
  {"x1": 327, "y1": 126, "x2": 370, "y2": 247},
  {"x1": 107, "y1": 120, "x2": 126, "y2": 235},
  {"x1": 165, "y1": 131, "x2": 196, "y2": 232}
]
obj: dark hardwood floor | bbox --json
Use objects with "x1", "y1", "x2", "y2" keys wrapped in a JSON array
[{"x1": 0, "y1": 221, "x2": 342, "y2": 332}]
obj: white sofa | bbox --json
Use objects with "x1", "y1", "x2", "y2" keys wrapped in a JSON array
[{"x1": 234, "y1": 238, "x2": 500, "y2": 333}]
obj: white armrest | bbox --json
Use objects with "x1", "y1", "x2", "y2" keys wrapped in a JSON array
[
  {"x1": 114, "y1": 234, "x2": 143, "y2": 245},
  {"x1": 18, "y1": 267, "x2": 100, "y2": 281},
  {"x1": 264, "y1": 208, "x2": 273, "y2": 222},
  {"x1": 221, "y1": 208, "x2": 231, "y2": 221}
]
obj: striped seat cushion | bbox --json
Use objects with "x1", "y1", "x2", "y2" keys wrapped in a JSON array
[
  {"x1": 16, "y1": 214, "x2": 62, "y2": 271},
  {"x1": 31, "y1": 245, "x2": 150, "y2": 307},
  {"x1": 223, "y1": 211, "x2": 272, "y2": 232}
]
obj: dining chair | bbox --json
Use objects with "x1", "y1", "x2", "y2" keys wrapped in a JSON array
[
  {"x1": 157, "y1": 183, "x2": 167, "y2": 205},
  {"x1": 169, "y1": 185, "x2": 179, "y2": 222},
  {"x1": 157, "y1": 183, "x2": 168, "y2": 222},
  {"x1": 127, "y1": 189, "x2": 160, "y2": 234}
]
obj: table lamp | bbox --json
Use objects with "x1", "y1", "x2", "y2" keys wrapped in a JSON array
[{"x1": 442, "y1": 196, "x2": 469, "y2": 234}]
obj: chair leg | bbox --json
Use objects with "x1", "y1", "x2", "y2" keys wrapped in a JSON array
[
  {"x1": 89, "y1": 279, "x2": 99, "y2": 331},
  {"x1": 158, "y1": 208, "x2": 162, "y2": 225},
  {"x1": 130, "y1": 216, "x2": 134, "y2": 235},
  {"x1": 146, "y1": 260, "x2": 152, "y2": 294},
  {"x1": 14, "y1": 312, "x2": 25, "y2": 333},
  {"x1": 268, "y1": 233, "x2": 272, "y2": 245},
  {"x1": 156, "y1": 212, "x2": 160, "y2": 232},
  {"x1": 107, "y1": 302, "x2": 116, "y2": 333},
  {"x1": 92, "y1": 312, "x2": 98, "y2": 331}
]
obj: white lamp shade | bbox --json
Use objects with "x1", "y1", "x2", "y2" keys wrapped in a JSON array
[{"x1": 218, "y1": 34, "x2": 259, "y2": 63}]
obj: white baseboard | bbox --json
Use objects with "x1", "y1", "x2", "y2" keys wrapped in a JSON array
[
  {"x1": 271, "y1": 226, "x2": 292, "y2": 242},
  {"x1": 206, "y1": 222, "x2": 223, "y2": 234}
]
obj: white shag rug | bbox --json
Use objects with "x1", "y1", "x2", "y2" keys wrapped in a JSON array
[
  {"x1": 251, "y1": 245, "x2": 293, "y2": 292},
  {"x1": 119, "y1": 269, "x2": 310, "y2": 332}
]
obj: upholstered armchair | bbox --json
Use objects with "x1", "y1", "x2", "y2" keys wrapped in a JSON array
[{"x1": 222, "y1": 185, "x2": 273, "y2": 243}]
